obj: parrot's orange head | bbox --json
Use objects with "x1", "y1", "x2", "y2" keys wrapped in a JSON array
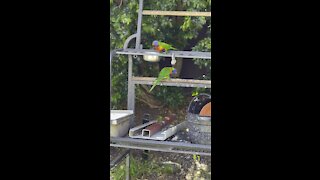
[{"x1": 152, "y1": 40, "x2": 159, "y2": 47}]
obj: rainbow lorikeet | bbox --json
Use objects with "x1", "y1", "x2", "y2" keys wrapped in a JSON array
[
  {"x1": 152, "y1": 40, "x2": 177, "y2": 53},
  {"x1": 149, "y1": 67, "x2": 177, "y2": 92}
]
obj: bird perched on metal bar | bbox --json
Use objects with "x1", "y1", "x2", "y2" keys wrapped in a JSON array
[
  {"x1": 149, "y1": 67, "x2": 177, "y2": 92},
  {"x1": 152, "y1": 40, "x2": 177, "y2": 53}
]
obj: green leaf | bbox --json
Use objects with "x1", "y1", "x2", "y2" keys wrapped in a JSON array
[{"x1": 192, "y1": 91, "x2": 199, "y2": 97}]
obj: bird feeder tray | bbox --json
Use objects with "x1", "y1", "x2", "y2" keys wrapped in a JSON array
[{"x1": 143, "y1": 51, "x2": 160, "y2": 62}]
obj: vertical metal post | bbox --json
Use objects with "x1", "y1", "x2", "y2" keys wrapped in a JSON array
[
  {"x1": 127, "y1": 55, "x2": 135, "y2": 113},
  {"x1": 125, "y1": 153, "x2": 130, "y2": 180},
  {"x1": 126, "y1": 1, "x2": 143, "y2": 177},
  {"x1": 125, "y1": 2, "x2": 143, "y2": 179},
  {"x1": 135, "y1": 0, "x2": 144, "y2": 49}
]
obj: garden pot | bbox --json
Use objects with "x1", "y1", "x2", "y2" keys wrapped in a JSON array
[{"x1": 186, "y1": 94, "x2": 211, "y2": 145}]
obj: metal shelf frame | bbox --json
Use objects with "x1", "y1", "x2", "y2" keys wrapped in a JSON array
[
  {"x1": 111, "y1": 137, "x2": 211, "y2": 156},
  {"x1": 110, "y1": 0, "x2": 212, "y2": 179},
  {"x1": 116, "y1": 48, "x2": 211, "y2": 59}
]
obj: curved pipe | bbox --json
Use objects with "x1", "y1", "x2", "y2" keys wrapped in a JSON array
[{"x1": 123, "y1": 34, "x2": 138, "y2": 49}]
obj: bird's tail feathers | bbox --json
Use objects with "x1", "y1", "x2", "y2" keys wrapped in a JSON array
[
  {"x1": 149, "y1": 80, "x2": 158, "y2": 92},
  {"x1": 149, "y1": 86, "x2": 155, "y2": 92}
]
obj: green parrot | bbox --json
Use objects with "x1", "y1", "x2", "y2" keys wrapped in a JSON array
[
  {"x1": 152, "y1": 40, "x2": 177, "y2": 53},
  {"x1": 149, "y1": 67, "x2": 177, "y2": 92}
]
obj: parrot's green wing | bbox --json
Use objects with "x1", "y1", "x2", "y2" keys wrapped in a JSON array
[
  {"x1": 158, "y1": 41, "x2": 177, "y2": 51},
  {"x1": 158, "y1": 67, "x2": 173, "y2": 77},
  {"x1": 149, "y1": 67, "x2": 173, "y2": 92},
  {"x1": 149, "y1": 77, "x2": 163, "y2": 92}
]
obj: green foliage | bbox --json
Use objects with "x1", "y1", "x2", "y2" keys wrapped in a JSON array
[
  {"x1": 111, "y1": 162, "x2": 125, "y2": 180},
  {"x1": 193, "y1": 37, "x2": 211, "y2": 77},
  {"x1": 111, "y1": 156, "x2": 174, "y2": 179},
  {"x1": 192, "y1": 87, "x2": 206, "y2": 97},
  {"x1": 111, "y1": 59, "x2": 128, "y2": 109},
  {"x1": 156, "y1": 115, "x2": 163, "y2": 122},
  {"x1": 154, "y1": 86, "x2": 187, "y2": 109},
  {"x1": 110, "y1": 0, "x2": 211, "y2": 109},
  {"x1": 193, "y1": 154, "x2": 201, "y2": 162},
  {"x1": 110, "y1": 0, "x2": 139, "y2": 109}
]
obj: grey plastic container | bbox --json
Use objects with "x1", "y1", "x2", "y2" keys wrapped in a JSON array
[
  {"x1": 110, "y1": 110, "x2": 134, "y2": 137},
  {"x1": 186, "y1": 93, "x2": 211, "y2": 145},
  {"x1": 187, "y1": 113, "x2": 211, "y2": 145}
]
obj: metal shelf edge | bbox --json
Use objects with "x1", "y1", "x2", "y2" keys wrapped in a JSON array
[
  {"x1": 110, "y1": 144, "x2": 211, "y2": 156},
  {"x1": 110, "y1": 137, "x2": 211, "y2": 150},
  {"x1": 116, "y1": 49, "x2": 211, "y2": 59}
]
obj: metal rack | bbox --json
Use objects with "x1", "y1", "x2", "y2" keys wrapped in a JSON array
[{"x1": 110, "y1": 0, "x2": 211, "y2": 179}]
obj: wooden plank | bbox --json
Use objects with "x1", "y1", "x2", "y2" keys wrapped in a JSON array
[
  {"x1": 132, "y1": 77, "x2": 211, "y2": 88},
  {"x1": 142, "y1": 10, "x2": 211, "y2": 17}
]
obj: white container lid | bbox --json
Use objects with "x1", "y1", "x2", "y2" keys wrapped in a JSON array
[{"x1": 110, "y1": 110, "x2": 134, "y2": 125}]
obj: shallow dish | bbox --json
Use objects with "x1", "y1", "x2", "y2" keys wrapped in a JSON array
[{"x1": 143, "y1": 52, "x2": 160, "y2": 62}]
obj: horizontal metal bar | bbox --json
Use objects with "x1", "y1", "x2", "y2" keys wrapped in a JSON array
[
  {"x1": 110, "y1": 144, "x2": 211, "y2": 156},
  {"x1": 132, "y1": 77, "x2": 211, "y2": 88},
  {"x1": 142, "y1": 10, "x2": 211, "y2": 17},
  {"x1": 116, "y1": 49, "x2": 211, "y2": 59},
  {"x1": 110, "y1": 137, "x2": 211, "y2": 151}
]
